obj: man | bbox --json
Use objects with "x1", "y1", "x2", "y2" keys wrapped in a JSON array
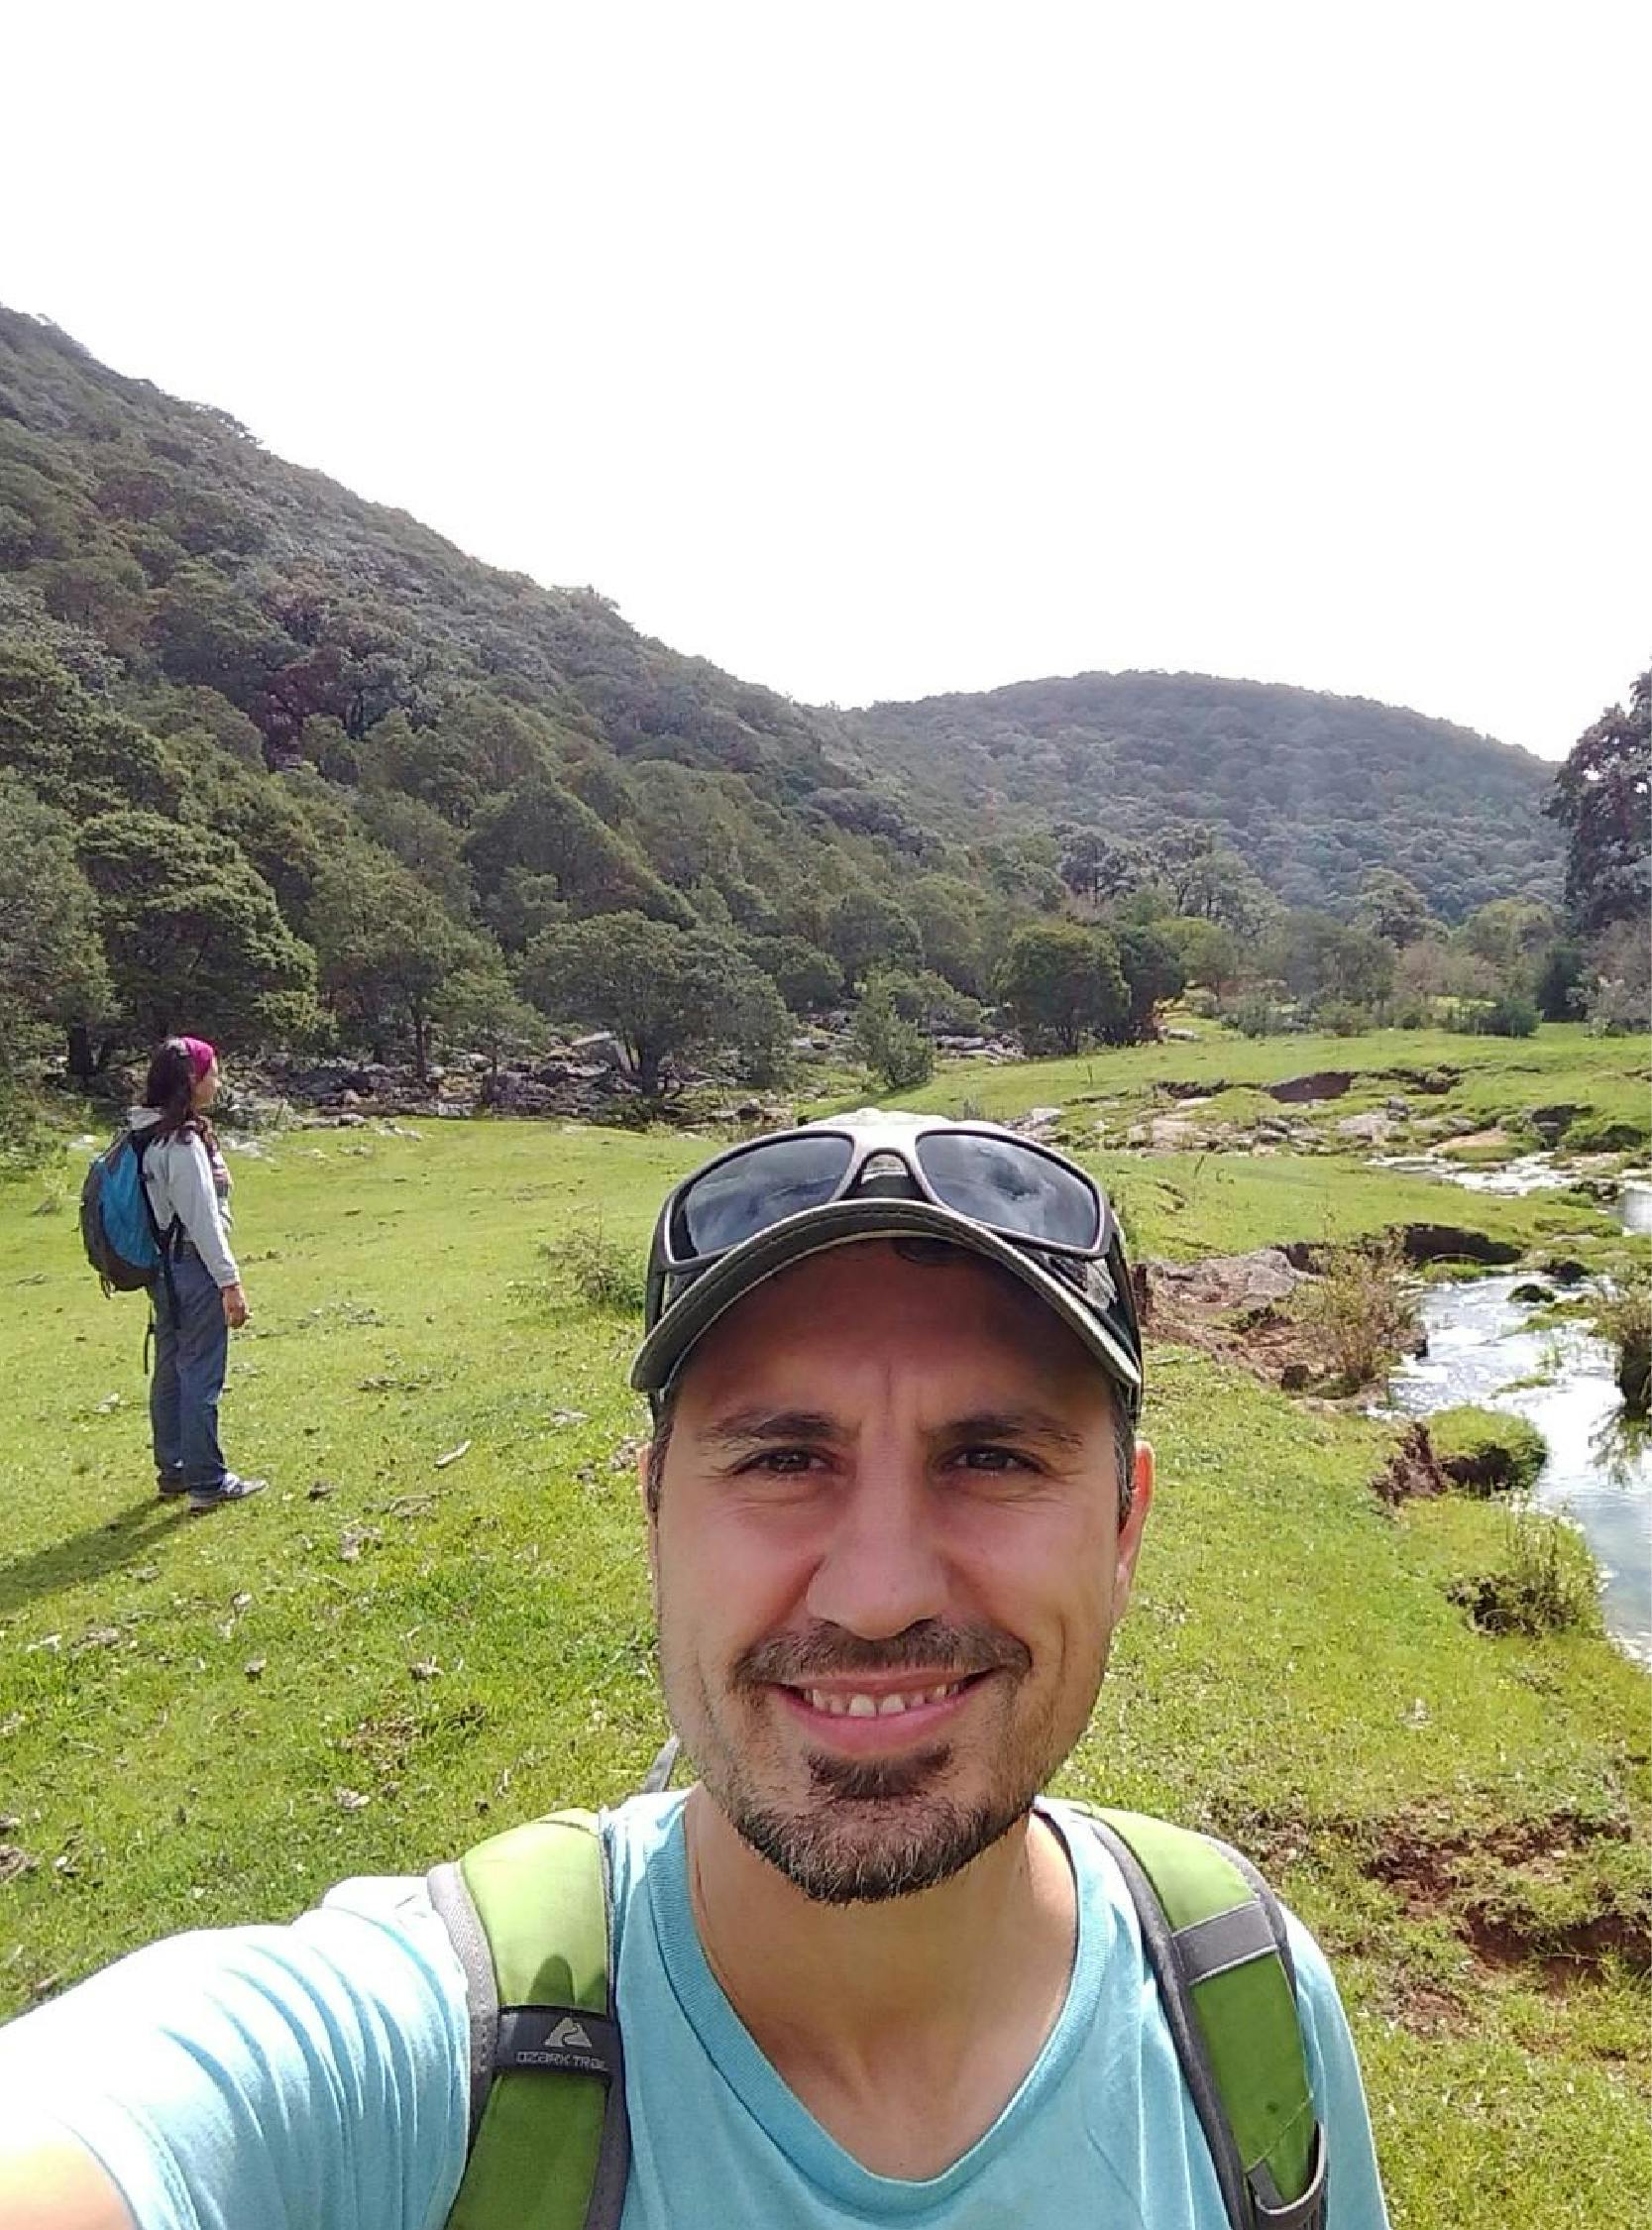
[{"x1": 0, "y1": 1112, "x2": 1389, "y2": 2227}]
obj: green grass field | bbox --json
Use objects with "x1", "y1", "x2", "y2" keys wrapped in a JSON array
[{"x1": 1, "y1": 1055, "x2": 1647, "y2": 2226}]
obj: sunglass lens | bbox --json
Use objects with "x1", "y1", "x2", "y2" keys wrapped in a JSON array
[
  {"x1": 675, "y1": 1134, "x2": 855, "y2": 1258},
  {"x1": 916, "y1": 1134, "x2": 1101, "y2": 1249}
]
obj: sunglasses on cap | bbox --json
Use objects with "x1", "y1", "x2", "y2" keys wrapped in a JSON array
[
  {"x1": 660, "y1": 1116, "x2": 1112, "y2": 1269},
  {"x1": 635, "y1": 1114, "x2": 1143, "y2": 1413}
]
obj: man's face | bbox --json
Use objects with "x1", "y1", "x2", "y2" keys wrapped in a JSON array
[{"x1": 645, "y1": 1240, "x2": 1153, "y2": 1903}]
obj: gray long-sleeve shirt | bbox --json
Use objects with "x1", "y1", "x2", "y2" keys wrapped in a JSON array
[{"x1": 126, "y1": 1106, "x2": 240, "y2": 1288}]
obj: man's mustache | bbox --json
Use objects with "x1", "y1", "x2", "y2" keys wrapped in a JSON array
[{"x1": 732, "y1": 1618, "x2": 1030, "y2": 1689}]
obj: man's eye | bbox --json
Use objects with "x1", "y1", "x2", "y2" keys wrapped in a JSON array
[
  {"x1": 739, "y1": 1448, "x2": 822, "y2": 1476},
  {"x1": 953, "y1": 1446, "x2": 1035, "y2": 1474}
]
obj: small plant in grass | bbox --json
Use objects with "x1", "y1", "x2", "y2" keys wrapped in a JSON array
[
  {"x1": 1295, "y1": 1231, "x2": 1421, "y2": 1391},
  {"x1": 542, "y1": 1225, "x2": 647, "y2": 1314},
  {"x1": 1448, "y1": 1500, "x2": 1601, "y2": 1637},
  {"x1": 1586, "y1": 1265, "x2": 1652, "y2": 1416},
  {"x1": 1427, "y1": 1405, "x2": 1548, "y2": 1495}
]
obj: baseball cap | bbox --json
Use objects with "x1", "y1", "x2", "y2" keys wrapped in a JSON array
[{"x1": 630, "y1": 1112, "x2": 1143, "y2": 1416}]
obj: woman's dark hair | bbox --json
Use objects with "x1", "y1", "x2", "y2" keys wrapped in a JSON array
[{"x1": 143, "y1": 1038, "x2": 219, "y2": 1151}]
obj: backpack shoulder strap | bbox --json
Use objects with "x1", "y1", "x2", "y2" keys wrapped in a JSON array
[
  {"x1": 1069, "y1": 1802, "x2": 1327, "y2": 2230},
  {"x1": 428, "y1": 1809, "x2": 628, "y2": 2230}
]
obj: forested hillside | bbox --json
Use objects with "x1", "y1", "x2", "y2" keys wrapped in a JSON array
[
  {"x1": 845, "y1": 672, "x2": 1561, "y2": 921},
  {"x1": 0, "y1": 306, "x2": 1582, "y2": 1089}
]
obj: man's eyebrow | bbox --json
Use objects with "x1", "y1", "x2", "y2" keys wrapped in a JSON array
[
  {"x1": 939, "y1": 1409, "x2": 1088, "y2": 1453},
  {"x1": 702, "y1": 1407, "x2": 845, "y2": 1449}
]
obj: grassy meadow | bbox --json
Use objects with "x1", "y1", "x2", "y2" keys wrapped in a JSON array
[{"x1": 1, "y1": 1023, "x2": 1647, "y2": 2228}]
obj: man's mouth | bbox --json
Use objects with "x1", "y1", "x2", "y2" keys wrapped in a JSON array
[
  {"x1": 797, "y1": 1678, "x2": 969, "y2": 1718},
  {"x1": 770, "y1": 1669, "x2": 993, "y2": 1744}
]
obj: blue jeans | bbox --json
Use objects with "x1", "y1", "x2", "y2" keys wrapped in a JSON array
[{"x1": 150, "y1": 1251, "x2": 229, "y2": 1492}]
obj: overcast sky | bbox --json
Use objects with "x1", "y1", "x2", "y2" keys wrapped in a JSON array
[{"x1": 3, "y1": 1, "x2": 1647, "y2": 758}]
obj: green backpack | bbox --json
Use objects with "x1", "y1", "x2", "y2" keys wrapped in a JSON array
[{"x1": 426, "y1": 1783, "x2": 1327, "y2": 2230}]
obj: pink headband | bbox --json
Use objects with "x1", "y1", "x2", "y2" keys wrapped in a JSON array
[{"x1": 178, "y1": 1036, "x2": 217, "y2": 1080}]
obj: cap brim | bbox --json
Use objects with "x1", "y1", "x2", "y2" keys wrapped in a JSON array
[{"x1": 629, "y1": 1195, "x2": 1142, "y2": 1405}]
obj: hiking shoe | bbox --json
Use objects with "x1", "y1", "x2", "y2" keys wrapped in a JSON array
[
  {"x1": 187, "y1": 1475, "x2": 268, "y2": 1513},
  {"x1": 157, "y1": 1470, "x2": 189, "y2": 1499}
]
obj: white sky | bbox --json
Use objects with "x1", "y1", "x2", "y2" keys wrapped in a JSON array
[{"x1": 3, "y1": 0, "x2": 1647, "y2": 758}]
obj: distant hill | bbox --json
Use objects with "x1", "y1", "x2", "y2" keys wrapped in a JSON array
[
  {"x1": 843, "y1": 671, "x2": 1561, "y2": 922},
  {"x1": 0, "y1": 304, "x2": 1565, "y2": 1075}
]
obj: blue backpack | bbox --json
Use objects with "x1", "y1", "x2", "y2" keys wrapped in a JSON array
[{"x1": 80, "y1": 1125, "x2": 179, "y2": 1305}]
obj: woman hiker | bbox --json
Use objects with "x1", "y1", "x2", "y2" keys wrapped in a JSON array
[{"x1": 129, "y1": 1036, "x2": 266, "y2": 1513}]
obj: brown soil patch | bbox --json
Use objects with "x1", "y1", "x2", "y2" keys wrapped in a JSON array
[
  {"x1": 1267, "y1": 1070, "x2": 1354, "y2": 1103},
  {"x1": 1365, "y1": 1812, "x2": 1650, "y2": 1978},
  {"x1": 1372, "y1": 1423, "x2": 1451, "y2": 1505}
]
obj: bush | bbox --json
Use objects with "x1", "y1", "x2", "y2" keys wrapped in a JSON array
[
  {"x1": 1295, "y1": 1233, "x2": 1421, "y2": 1390},
  {"x1": 1427, "y1": 1405, "x2": 1548, "y2": 1495},
  {"x1": 1228, "y1": 991, "x2": 1287, "y2": 1038},
  {"x1": 539, "y1": 1225, "x2": 647, "y2": 1314},
  {"x1": 1588, "y1": 1268, "x2": 1652, "y2": 1416},
  {"x1": 0, "y1": 1080, "x2": 59, "y2": 1177},
  {"x1": 1448, "y1": 1502, "x2": 1600, "y2": 1636},
  {"x1": 853, "y1": 976, "x2": 935, "y2": 1091},
  {"x1": 1314, "y1": 999, "x2": 1374, "y2": 1037},
  {"x1": 1466, "y1": 991, "x2": 1540, "y2": 1038}
]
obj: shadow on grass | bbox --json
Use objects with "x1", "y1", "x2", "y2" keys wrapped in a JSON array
[{"x1": 0, "y1": 1496, "x2": 185, "y2": 1619}]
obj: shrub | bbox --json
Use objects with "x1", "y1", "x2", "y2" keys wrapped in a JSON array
[
  {"x1": 853, "y1": 976, "x2": 934, "y2": 1091},
  {"x1": 0, "y1": 1080, "x2": 58, "y2": 1177},
  {"x1": 1228, "y1": 992, "x2": 1286, "y2": 1038},
  {"x1": 1314, "y1": 999, "x2": 1374, "y2": 1037},
  {"x1": 1466, "y1": 991, "x2": 1540, "y2": 1038},
  {"x1": 1295, "y1": 1232, "x2": 1421, "y2": 1391},
  {"x1": 540, "y1": 1225, "x2": 647, "y2": 1314},
  {"x1": 1588, "y1": 1267, "x2": 1652, "y2": 1417},
  {"x1": 1448, "y1": 1501, "x2": 1600, "y2": 1636},
  {"x1": 1427, "y1": 1405, "x2": 1548, "y2": 1494}
]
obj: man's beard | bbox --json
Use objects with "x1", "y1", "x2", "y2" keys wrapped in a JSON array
[{"x1": 691, "y1": 1618, "x2": 1072, "y2": 1906}]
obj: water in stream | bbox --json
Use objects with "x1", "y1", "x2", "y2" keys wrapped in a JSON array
[{"x1": 1390, "y1": 1275, "x2": 1651, "y2": 1662}]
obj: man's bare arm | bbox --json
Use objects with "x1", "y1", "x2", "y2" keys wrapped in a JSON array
[{"x1": 0, "y1": 2131, "x2": 133, "y2": 2229}]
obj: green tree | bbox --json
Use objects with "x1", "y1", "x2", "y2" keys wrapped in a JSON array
[
  {"x1": 1545, "y1": 669, "x2": 1651, "y2": 936},
  {"x1": 907, "y1": 873, "x2": 986, "y2": 993},
  {"x1": 1351, "y1": 869, "x2": 1438, "y2": 948},
  {"x1": 435, "y1": 957, "x2": 548, "y2": 1075},
  {"x1": 1157, "y1": 915, "x2": 1240, "y2": 995},
  {"x1": 0, "y1": 775, "x2": 112, "y2": 1053},
  {"x1": 853, "y1": 973, "x2": 935, "y2": 1091},
  {"x1": 0, "y1": 642, "x2": 180, "y2": 819},
  {"x1": 77, "y1": 809, "x2": 319, "y2": 1052},
  {"x1": 147, "y1": 561, "x2": 288, "y2": 704},
  {"x1": 1264, "y1": 912, "x2": 1395, "y2": 1014},
  {"x1": 466, "y1": 774, "x2": 694, "y2": 930},
  {"x1": 307, "y1": 848, "x2": 484, "y2": 1078},
  {"x1": 1056, "y1": 830, "x2": 1148, "y2": 910},
  {"x1": 826, "y1": 888, "x2": 924, "y2": 989},
  {"x1": 1111, "y1": 925, "x2": 1187, "y2": 1044},
  {"x1": 521, "y1": 913, "x2": 787, "y2": 1097},
  {"x1": 742, "y1": 935, "x2": 843, "y2": 1014},
  {"x1": 1457, "y1": 898, "x2": 1560, "y2": 988},
  {"x1": 997, "y1": 922, "x2": 1128, "y2": 1054}
]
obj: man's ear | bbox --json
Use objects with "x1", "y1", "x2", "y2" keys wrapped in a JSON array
[{"x1": 1111, "y1": 1439, "x2": 1155, "y2": 1622}]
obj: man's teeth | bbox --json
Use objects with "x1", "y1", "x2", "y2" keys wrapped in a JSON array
[{"x1": 804, "y1": 1682, "x2": 964, "y2": 1717}]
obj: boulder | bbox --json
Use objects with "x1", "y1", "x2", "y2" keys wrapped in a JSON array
[{"x1": 1143, "y1": 1248, "x2": 1305, "y2": 1314}]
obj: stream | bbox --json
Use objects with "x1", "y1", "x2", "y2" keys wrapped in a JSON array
[{"x1": 1390, "y1": 1275, "x2": 1651, "y2": 1662}]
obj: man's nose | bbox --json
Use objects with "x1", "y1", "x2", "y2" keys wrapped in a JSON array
[{"x1": 804, "y1": 1463, "x2": 951, "y2": 1639}]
